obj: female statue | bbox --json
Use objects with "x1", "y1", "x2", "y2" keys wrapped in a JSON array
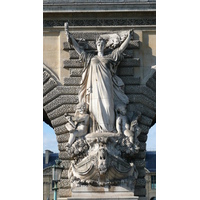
[{"x1": 65, "y1": 23, "x2": 133, "y2": 132}]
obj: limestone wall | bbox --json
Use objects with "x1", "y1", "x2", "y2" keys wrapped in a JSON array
[{"x1": 44, "y1": 27, "x2": 156, "y2": 84}]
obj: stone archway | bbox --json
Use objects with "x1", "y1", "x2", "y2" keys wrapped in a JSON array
[{"x1": 43, "y1": 62, "x2": 156, "y2": 199}]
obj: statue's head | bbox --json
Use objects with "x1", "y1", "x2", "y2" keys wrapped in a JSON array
[
  {"x1": 115, "y1": 103, "x2": 127, "y2": 116},
  {"x1": 96, "y1": 37, "x2": 106, "y2": 53}
]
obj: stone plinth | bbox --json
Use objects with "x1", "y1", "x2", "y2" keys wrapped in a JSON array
[
  {"x1": 63, "y1": 198, "x2": 138, "y2": 200},
  {"x1": 57, "y1": 186, "x2": 139, "y2": 199}
]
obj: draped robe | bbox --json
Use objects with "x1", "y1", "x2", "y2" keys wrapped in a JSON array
[{"x1": 78, "y1": 48, "x2": 129, "y2": 132}]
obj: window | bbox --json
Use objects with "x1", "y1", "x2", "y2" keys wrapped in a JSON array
[{"x1": 151, "y1": 175, "x2": 156, "y2": 189}]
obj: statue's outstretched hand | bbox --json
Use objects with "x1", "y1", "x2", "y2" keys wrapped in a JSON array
[
  {"x1": 129, "y1": 29, "x2": 134, "y2": 35},
  {"x1": 64, "y1": 22, "x2": 69, "y2": 34},
  {"x1": 64, "y1": 22, "x2": 72, "y2": 44}
]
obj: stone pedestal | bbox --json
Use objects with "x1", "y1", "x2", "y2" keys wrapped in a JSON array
[
  {"x1": 58, "y1": 186, "x2": 139, "y2": 200},
  {"x1": 64, "y1": 198, "x2": 138, "y2": 200}
]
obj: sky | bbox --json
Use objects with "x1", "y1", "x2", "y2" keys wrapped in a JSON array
[{"x1": 43, "y1": 122, "x2": 156, "y2": 153}]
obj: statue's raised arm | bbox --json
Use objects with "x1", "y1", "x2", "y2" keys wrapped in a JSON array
[
  {"x1": 64, "y1": 22, "x2": 85, "y2": 56},
  {"x1": 118, "y1": 29, "x2": 133, "y2": 53}
]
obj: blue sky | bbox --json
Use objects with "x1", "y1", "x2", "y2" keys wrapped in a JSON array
[
  {"x1": 43, "y1": 122, "x2": 156, "y2": 153},
  {"x1": 43, "y1": 122, "x2": 59, "y2": 153}
]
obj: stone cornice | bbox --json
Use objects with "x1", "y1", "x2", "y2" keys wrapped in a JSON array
[{"x1": 43, "y1": 1, "x2": 156, "y2": 13}]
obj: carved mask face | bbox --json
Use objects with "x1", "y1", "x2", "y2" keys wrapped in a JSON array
[{"x1": 112, "y1": 37, "x2": 120, "y2": 48}]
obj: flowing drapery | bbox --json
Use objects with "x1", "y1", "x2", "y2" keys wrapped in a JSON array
[{"x1": 78, "y1": 48, "x2": 129, "y2": 132}]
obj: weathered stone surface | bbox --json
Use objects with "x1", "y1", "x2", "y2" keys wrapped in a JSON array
[
  {"x1": 134, "y1": 151, "x2": 146, "y2": 159},
  {"x1": 44, "y1": 86, "x2": 80, "y2": 106},
  {"x1": 63, "y1": 40, "x2": 140, "y2": 50},
  {"x1": 62, "y1": 32, "x2": 134, "y2": 41},
  {"x1": 128, "y1": 94, "x2": 156, "y2": 111},
  {"x1": 54, "y1": 124, "x2": 68, "y2": 135},
  {"x1": 152, "y1": 70, "x2": 156, "y2": 79},
  {"x1": 127, "y1": 103, "x2": 156, "y2": 119},
  {"x1": 134, "y1": 187, "x2": 146, "y2": 196},
  {"x1": 48, "y1": 104, "x2": 76, "y2": 120},
  {"x1": 44, "y1": 87, "x2": 80, "y2": 107},
  {"x1": 69, "y1": 68, "x2": 83, "y2": 77},
  {"x1": 119, "y1": 58, "x2": 140, "y2": 67},
  {"x1": 63, "y1": 59, "x2": 84, "y2": 68},
  {"x1": 138, "y1": 134, "x2": 148, "y2": 142},
  {"x1": 137, "y1": 169, "x2": 146, "y2": 178},
  {"x1": 139, "y1": 142, "x2": 146, "y2": 151},
  {"x1": 129, "y1": 40, "x2": 140, "y2": 49},
  {"x1": 117, "y1": 67, "x2": 134, "y2": 76},
  {"x1": 58, "y1": 188, "x2": 71, "y2": 197},
  {"x1": 146, "y1": 77, "x2": 156, "y2": 92},
  {"x1": 125, "y1": 85, "x2": 156, "y2": 102},
  {"x1": 44, "y1": 95, "x2": 79, "y2": 113},
  {"x1": 69, "y1": 66, "x2": 135, "y2": 77},
  {"x1": 43, "y1": 77, "x2": 58, "y2": 96},
  {"x1": 43, "y1": 87, "x2": 61, "y2": 106},
  {"x1": 58, "y1": 142, "x2": 68, "y2": 151},
  {"x1": 61, "y1": 169, "x2": 69, "y2": 178},
  {"x1": 60, "y1": 179, "x2": 71, "y2": 188},
  {"x1": 139, "y1": 115, "x2": 153, "y2": 126},
  {"x1": 59, "y1": 151, "x2": 73, "y2": 160},
  {"x1": 64, "y1": 40, "x2": 97, "y2": 50},
  {"x1": 64, "y1": 77, "x2": 82, "y2": 86},
  {"x1": 57, "y1": 86, "x2": 80, "y2": 95},
  {"x1": 139, "y1": 124, "x2": 150, "y2": 134},
  {"x1": 139, "y1": 197, "x2": 148, "y2": 200},
  {"x1": 60, "y1": 160, "x2": 71, "y2": 169},
  {"x1": 43, "y1": 167, "x2": 52, "y2": 175},
  {"x1": 69, "y1": 49, "x2": 134, "y2": 59},
  {"x1": 43, "y1": 70, "x2": 50, "y2": 83},
  {"x1": 60, "y1": 76, "x2": 143, "y2": 89},
  {"x1": 56, "y1": 133, "x2": 69, "y2": 143},
  {"x1": 63, "y1": 58, "x2": 140, "y2": 68},
  {"x1": 134, "y1": 160, "x2": 145, "y2": 168},
  {"x1": 52, "y1": 116, "x2": 68, "y2": 128},
  {"x1": 135, "y1": 178, "x2": 146, "y2": 187},
  {"x1": 120, "y1": 76, "x2": 140, "y2": 85},
  {"x1": 44, "y1": 16, "x2": 156, "y2": 27}
]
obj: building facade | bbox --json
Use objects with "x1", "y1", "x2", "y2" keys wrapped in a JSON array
[
  {"x1": 43, "y1": 150, "x2": 59, "y2": 200},
  {"x1": 43, "y1": 1, "x2": 156, "y2": 199},
  {"x1": 145, "y1": 151, "x2": 156, "y2": 200}
]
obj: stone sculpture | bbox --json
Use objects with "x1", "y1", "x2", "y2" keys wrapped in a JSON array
[
  {"x1": 64, "y1": 22, "x2": 142, "y2": 192},
  {"x1": 65, "y1": 102, "x2": 89, "y2": 146},
  {"x1": 65, "y1": 22, "x2": 131, "y2": 132},
  {"x1": 115, "y1": 103, "x2": 130, "y2": 135}
]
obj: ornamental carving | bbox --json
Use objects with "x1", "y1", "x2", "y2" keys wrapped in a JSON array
[{"x1": 43, "y1": 18, "x2": 156, "y2": 27}]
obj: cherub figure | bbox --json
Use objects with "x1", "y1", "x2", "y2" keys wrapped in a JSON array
[
  {"x1": 115, "y1": 103, "x2": 130, "y2": 135},
  {"x1": 115, "y1": 103, "x2": 141, "y2": 151},
  {"x1": 129, "y1": 112, "x2": 142, "y2": 151},
  {"x1": 65, "y1": 102, "x2": 89, "y2": 146}
]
